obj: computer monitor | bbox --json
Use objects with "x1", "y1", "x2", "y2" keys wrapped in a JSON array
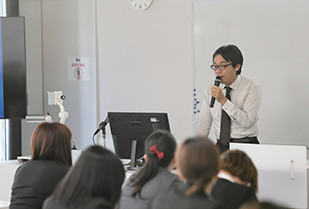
[
  {"x1": 108, "y1": 112, "x2": 170, "y2": 170},
  {"x1": 0, "y1": 17, "x2": 27, "y2": 119}
]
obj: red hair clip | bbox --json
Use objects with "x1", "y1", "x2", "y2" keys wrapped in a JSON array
[{"x1": 150, "y1": 145, "x2": 164, "y2": 160}]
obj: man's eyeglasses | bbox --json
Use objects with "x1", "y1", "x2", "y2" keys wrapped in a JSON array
[{"x1": 210, "y1": 63, "x2": 232, "y2": 71}]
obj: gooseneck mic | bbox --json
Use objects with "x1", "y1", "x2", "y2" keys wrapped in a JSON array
[
  {"x1": 210, "y1": 76, "x2": 221, "y2": 108},
  {"x1": 93, "y1": 116, "x2": 109, "y2": 136}
]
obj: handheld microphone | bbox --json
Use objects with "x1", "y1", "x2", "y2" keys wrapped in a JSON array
[
  {"x1": 210, "y1": 76, "x2": 221, "y2": 108},
  {"x1": 93, "y1": 117, "x2": 109, "y2": 136}
]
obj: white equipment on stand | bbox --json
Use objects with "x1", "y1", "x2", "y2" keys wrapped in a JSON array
[
  {"x1": 25, "y1": 91, "x2": 69, "y2": 124},
  {"x1": 47, "y1": 91, "x2": 69, "y2": 124}
]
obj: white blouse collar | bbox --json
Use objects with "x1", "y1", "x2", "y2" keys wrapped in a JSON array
[{"x1": 217, "y1": 171, "x2": 235, "y2": 183}]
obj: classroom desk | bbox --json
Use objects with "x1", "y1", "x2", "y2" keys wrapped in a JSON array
[
  {"x1": 0, "y1": 150, "x2": 83, "y2": 208},
  {"x1": 230, "y1": 143, "x2": 308, "y2": 209},
  {"x1": 0, "y1": 201, "x2": 9, "y2": 209},
  {"x1": 0, "y1": 160, "x2": 20, "y2": 204}
]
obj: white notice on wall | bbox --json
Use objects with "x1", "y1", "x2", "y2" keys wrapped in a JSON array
[{"x1": 67, "y1": 57, "x2": 90, "y2": 81}]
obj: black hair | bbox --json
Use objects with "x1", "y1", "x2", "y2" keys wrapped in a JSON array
[
  {"x1": 131, "y1": 130, "x2": 177, "y2": 197},
  {"x1": 51, "y1": 145, "x2": 125, "y2": 208},
  {"x1": 213, "y1": 44, "x2": 243, "y2": 75}
]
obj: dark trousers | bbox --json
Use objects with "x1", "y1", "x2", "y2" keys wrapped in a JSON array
[{"x1": 216, "y1": 137, "x2": 259, "y2": 153}]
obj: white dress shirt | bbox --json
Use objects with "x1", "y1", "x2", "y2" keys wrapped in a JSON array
[
  {"x1": 196, "y1": 75, "x2": 262, "y2": 139},
  {"x1": 217, "y1": 171, "x2": 235, "y2": 183}
]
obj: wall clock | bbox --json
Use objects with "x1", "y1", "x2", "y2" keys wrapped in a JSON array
[{"x1": 130, "y1": 0, "x2": 153, "y2": 11}]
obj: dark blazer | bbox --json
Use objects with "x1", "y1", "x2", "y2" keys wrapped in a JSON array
[
  {"x1": 10, "y1": 160, "x2": 68, "y2": 209},
  {"x1": 119, "y1": 167, "x2": 178, "y2": 209},
  {"x1": 43, "y1": 196, "x2": 112, "y2": 209},
  {"x1": 211, "y1": 178, "x2": 257, "y2": 209},
  {"x1": 151, "y1": 181, "x2": 225, "y2": 209}
]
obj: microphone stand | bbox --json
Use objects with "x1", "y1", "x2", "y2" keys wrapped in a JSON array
[
  {"x1": 102, "y1": 128, "x2": 106, "y2": 148},
  {"x1": 93, "y1": 116, "x2": 109, "y2": 147}
]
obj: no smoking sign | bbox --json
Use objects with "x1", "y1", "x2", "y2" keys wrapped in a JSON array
[{"x1": 67, "y1": 57, "x2": 90, "y2": 81}]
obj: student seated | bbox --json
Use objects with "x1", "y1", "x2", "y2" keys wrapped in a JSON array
[
  {"x1": 211, "y1": 149, "x2": 258, "y2": 209},
  {"x1": 119, "y1": 130, "x2": 177, "y2": 209},
  {"x1": 10, "y1": 122, "x2": 72, "y2": 209},
  {"x1": 43, "y1": 145, "x2": 125, "y2": 209},
  {"x1": 151, "y1": 136, "x2": 224, "y2": 209}
]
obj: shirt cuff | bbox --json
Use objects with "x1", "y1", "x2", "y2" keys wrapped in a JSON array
[{"x1": 222, "y1": 100, "x2": 236, "y2": 120}]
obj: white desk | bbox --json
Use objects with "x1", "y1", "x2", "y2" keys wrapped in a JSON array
[
  {"x1": 231, "y1": 143, "x2": 308, "y2": 209},
  {"x1": 0, "y1": 160, "x2": 21, "y2": 203},
  {"x1": 0, "y1": 201, "x2": 9, "y2": 209},
  {"x1": 0, "y1": 150, "x2": 82, "y2": 206}
]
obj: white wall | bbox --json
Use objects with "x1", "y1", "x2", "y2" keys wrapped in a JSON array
[
  {"x1": 41, "y1": 0, "x2": 97, "y2": 150},
  {"x1": 19, "y1": 0, "x2": 97, "y2": 153},
  {"x1": 193, "y1": 0, "x2": 309, "y2": 147},
  {"x1": 19, "y1": 0, "x2": 309, "y2": 154},
  {"x1": 96, "y1": 0, "x2": 193, "y2": 148},
  {"x1": 19, "y1": 0, "x2": 44, "y2": 155},
  {"x1": 19, "y1": 0, "x2": 193, "y2": 154}
]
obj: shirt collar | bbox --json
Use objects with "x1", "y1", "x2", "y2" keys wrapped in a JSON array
[
  {"x1": 217, "y1": 171, "x2": 235, "y2": 183},
  {"x1": 223, "y1": 75, "x2": 241, "y2": 91}
]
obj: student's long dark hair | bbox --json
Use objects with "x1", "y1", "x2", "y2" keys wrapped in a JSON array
[
  {"x1": 131, "y1": 130, "x2": 177, "y2": 197},
  {"x1": 51, "y1": 145, "x2": 125, "y2": 208}
]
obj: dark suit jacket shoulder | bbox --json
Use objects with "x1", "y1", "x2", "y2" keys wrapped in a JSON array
[
  {"x1": 119, "y1": 167, "x2": 178, "y2": 209},
  {"x1": 10, "y1": 160, "x2": 69, "y2": 209},
  {"x1": 151, "y1": 181, "x2": 225, "y2": 209},
  {"x1": 43, "y1": 196, "x2": 112, "y2": 209},
  {"x1": 211, "y1": 178, "x2": 257, "y2": 209}
]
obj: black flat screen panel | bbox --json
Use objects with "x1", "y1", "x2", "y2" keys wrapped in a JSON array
[
  {"x1": 108, "y1": 112, "x2": 170, "y2": 159},
  {"x1": 0, "y1": 17, "x2": 27, "y2": 119}
]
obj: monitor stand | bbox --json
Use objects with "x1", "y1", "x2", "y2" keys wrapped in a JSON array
[{"x1": 126, "y1": 140, "x2": 143, "y2": 171}]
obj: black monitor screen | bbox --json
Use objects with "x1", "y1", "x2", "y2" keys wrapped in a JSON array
[
  {"x1": 108, "y1": 112, "x2": 170, "y2": 160},
  {"x1": 0, "y1": 17, "x2": 27, "y2": 119}
]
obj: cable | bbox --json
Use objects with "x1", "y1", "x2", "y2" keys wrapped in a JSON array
[
  {"x1": 71, "y1": 141, "x2": 77, "y2": 150},
  {"x1": 92, "y1": 134, "x2": 96, "y2": 145}
]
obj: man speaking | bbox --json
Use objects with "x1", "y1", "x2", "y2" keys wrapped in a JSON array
[{"x1": 196, "y1": 44, "x2": 262, "y2": 153}]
